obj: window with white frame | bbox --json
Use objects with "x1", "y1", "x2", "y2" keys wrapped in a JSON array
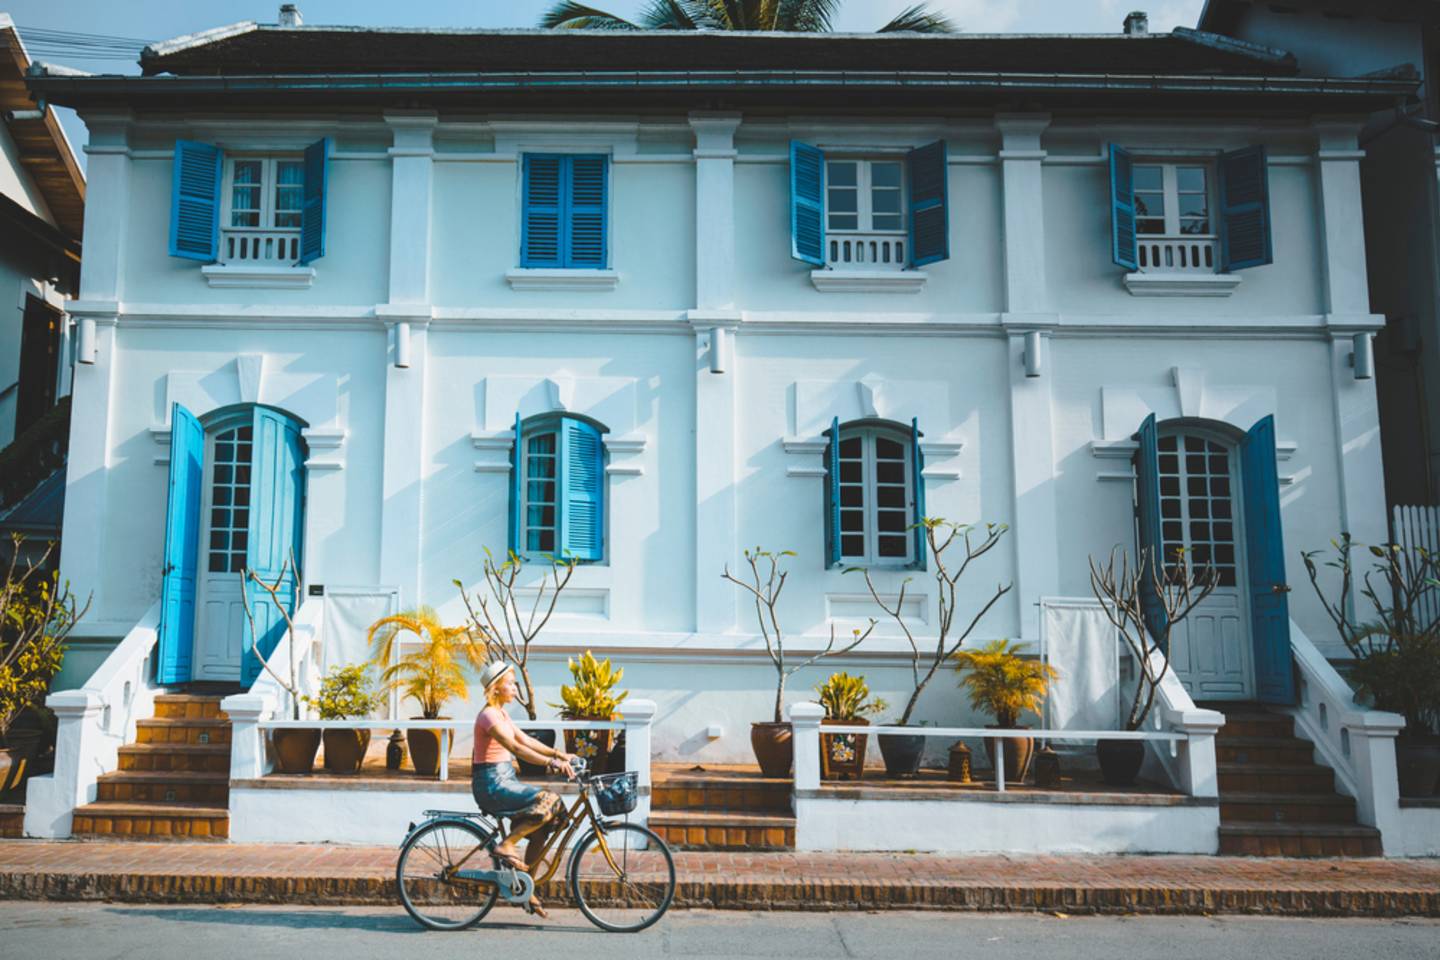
[
  {"x1": 824, "y1": 157, "x2": 907, "y2": 269},
  {"x1": 836, "y1": 425, "x2": 914, "y2": 565},
  {"x1": 220, "y1": 156, "x2": 305, "y2": 264},
  {"x1": 512, "y1": 415, "x2": 606, "y2": 562},
  {"x1": 1132, "y1": 162, "x2": 1216, "y2": 273}
]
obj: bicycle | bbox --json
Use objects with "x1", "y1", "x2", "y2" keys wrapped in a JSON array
[{"x1": 395, "y1": 758, "x2": 677, "y2": 933}]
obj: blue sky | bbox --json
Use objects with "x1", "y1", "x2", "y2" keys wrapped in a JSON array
[{"x1": 8, "y1": 0, "x2": 1208, "y2": 160}]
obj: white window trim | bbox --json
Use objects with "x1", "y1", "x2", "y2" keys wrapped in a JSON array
[
  {"x1": 837, "y1": 425, "x2": 915, "y2": 568},
  {"x1": 519, "y1": 424, "x2": 561, "y2": 560},
  {"x1": 1124, "y1": 158, "x2": 1240, "y2": 298},
  {"x1": 825, "y1": 156, "x2": 906, "y2": 236},
  {"x1": 814, "y1": 155, "x2": 925, "y2": 290},
  {"x1": 207, "y1": 154, "x2": 314, "y2": 287},
  {"x1": 221, "y1": 155, "x2": 304, "y2": 233}
]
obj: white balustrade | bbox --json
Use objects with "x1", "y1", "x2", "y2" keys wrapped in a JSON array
[
  {"x1": 220, "y1": 228, "x2": 302, "y2": 265},
  {"x1": 1137, "y1": 236, "x2": 1217, "y2": 273},
  {"x1": 826, "y1": 232, "x2": 907, "y2": 271}
]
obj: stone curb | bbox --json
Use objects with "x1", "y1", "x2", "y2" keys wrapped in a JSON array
[{"x1": 1, "y1": 871, "x2": 1437, "y2": 917}]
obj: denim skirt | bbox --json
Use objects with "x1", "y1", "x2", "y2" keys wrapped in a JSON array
[{"x1": 472, "y1": 761, "x2": 554, "y2": 819}]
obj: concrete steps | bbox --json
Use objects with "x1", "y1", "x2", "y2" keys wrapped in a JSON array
[{"x1": 649, "y1": 764, "x2": 795, "y2": 851}]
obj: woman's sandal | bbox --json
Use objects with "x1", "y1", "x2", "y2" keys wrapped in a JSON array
[
  {"x1": 492, "y1": 849, "x2": 526, "y2": 871},
  {"x1": 525, "y1": 897, "x2": 549, "y2": 920}
]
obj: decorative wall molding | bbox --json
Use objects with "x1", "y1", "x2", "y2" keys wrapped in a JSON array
[
  {"x1": 919, "y1": 441, "x2": 965, "y2": 480},
  {"x1": 1122, "y1": 272, "x2": 1243, "y2": 298},
  {"x1": 471, "y1": 429, "x2": 648, "y2": 476},
  {"x1": 505, "y1": 268, "x2": 620, "y2": 292},
  {"x1": 302, "y1": 428, "x2": 347, "y2": 471},
  {"x1": 479, "y1": 374, "x2": 641, "y2": 435},
  {"x1": 200, "y1": 265, "x2": 317, "y2": 289},
  {"x1": 1090, "y1": 437, "x2": 1299, "y2": 485},
  {"x1": 809, "y1": 270, "x2": 928, "y2": 294},
  {"x1": 237, "y1": 355, "x2": 264, "y2": 405}
]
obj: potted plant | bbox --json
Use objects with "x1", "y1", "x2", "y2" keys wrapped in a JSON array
[
  {"x1": 0, "y1": 536, "x2": 87, "y2": 793},
  {"x1": 457, "y1": 550, "x2": 578, "y2": 774},
  {"x1": 815, "y1": 672, "x2": 887, "y2": 781},
  {"x1": 953, "y1": 638, "x2": 1057, "y2": 785},
  {"x1": 551, "y1": 650, "x2": 628, "y2": 773},
  {"x1": 368, "y1": 606, "x2": 481, "y2": 778},
  {"x1": 304, "y1": 664, "x2": 383, "y2": 774},
  {"x1": 241, "y1": 557, "x2": 321, "y2": 774},
  {"x1": 852, "y1": 518, "x2": 1012, "y2": 776},
  {"x1": 1303, "y1": 535, "x2": 1440, "y2": 796},
  {"x1": 722, "y1": 548, "x2": 876, "y2": 777},
  {"x1": 1087, "y1": 546, "x2": 1218, "y2": 785}
]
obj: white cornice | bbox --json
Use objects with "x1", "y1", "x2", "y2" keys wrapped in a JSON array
[
  {"x1": 201, "y1": 264, "x2": 317, "y2": 289},
  {"x1": 505, "y1": 268, "x2": 620, "y2": 292},
  {"x1": 810, "y1": 270, "x2": 928, "y2": 294},
  {"x1": 1122, "y1": 272, "x2": 1243, "y2": 298}
]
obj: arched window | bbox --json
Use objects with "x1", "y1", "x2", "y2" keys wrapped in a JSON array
[
  {"x1": 824, "y1": 417, "x2": 924, "y2": 569},
  {"x1": 510, "y1": 413, "x2": 607, "y2": 562},
  {"x1": 1156, "y1": 428, "x2": 1239, "y2": 588}
]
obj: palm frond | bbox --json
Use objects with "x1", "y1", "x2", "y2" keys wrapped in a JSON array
[
  {"x1": 638, "y1": 0, "x2": 703, "y2": 29},
  {"x1": 877, "y1": 3, "x2": 956, "y2": 33},
  {"x1": 776, "y1": 0, "x2": 839, "y2": 32},
  {"x1": 540, "y1": 1, "x2": 643, "y2": 29}
]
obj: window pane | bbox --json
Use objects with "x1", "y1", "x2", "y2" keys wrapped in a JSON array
[
  {"x1": 1137, "y1": 219, "x2": 1165, "y2": 235},
  {"x1": 870, "y1": 162, "x2": 901, "y2": 188},
  {"x1": 872, "y1": 189, "x2": 900, "y2": 214},
  {"x1": 214, "y1": 487, "x2": 231, "y2": 506},
  {"x1": 877, "y1": 510, "x2": 906, "y2": 533},
  {"x1": 208, "y1": 554, "x2": 228, "y2": 574},
  {"x1": 875, "y1": 437, "x2": 904, "y2": 459},
  {"x1": 827, "y1": 161, "x2": 857, "y2": 187},
  {"x1": 841, "y1": 535, "x2": 865, "y2": 557},
  {"x1": 1179, "y1": 196, "x2": 1208, "y2": 219},
  {"x1": 839, "y1": 461, "x2": 862, "y2": 483},
  {"x1": 1176, "y1": 167, "x2": 1207, "y2": 193},
  {"x1": 1158, "y1": 436, "x2": 1177, "y2": 452},
  {"x1": 234, "y1": 487, "x2": 250, "y2": 507},
  {"x1": 827, "y1": 189, "x2": 857, "y2": 213},
  {"x1": 232, "y1": 532, "x2": 247, "y2": 553},
  {"x1": 1134, "y1": 192, "x2": 1164, "y2": 218},
  {"x1": 840, "y1": 510, "x2": 864, "y2": 533},
  {"x1": 876, "y1": 486, "x2": 905, "y2": 509},
  {"x1": 1180, "y1": 218, "x2": 1210, "y2": 235},
  {"x1": 877, "y1": 535, "x2": 908, "y2": 558},
  {"x1": 839, "y1": 437, "x2": 862, "y2": 457},
  {"x1": 828, "y1": 213, "x2": 858, "y2": 231},
  {"x1": 876, "y1": 461, "x2": 903, "y2": 484},
  {"x1": 872, "y1": 214, "x2": 902, "y2": 231},
  {"x1": 1133, "y1": 166, "x2": 1163, "y2": 191},
  {"x1": 840, "y1": 486, "x2": 863, "y2": 507}
]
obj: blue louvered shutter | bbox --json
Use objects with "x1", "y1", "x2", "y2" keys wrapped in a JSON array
[
  {"x1": 1134, "y1": 413, "x2": 1169, "y2": 650},
  {"x1": 1219, "y1": 146, "x2": 1273, "y2": 272},
  {"x1": 824, "y1": 417, "x2": 841, "y2": 569},
  {"x1": 156, "y1": 403, "x2": 204, "y2": 684},
  {"x1": 559, "y1": 417, "x2": 604, "y2": 562},
  {"x1": 907, "y1": 141, "x2": 949, "y2": 267},
  {"x1": 522, "y1": 155, "x2": 563, "y2": 267},
  {"x1": 1109, "y1": 144, "x2": 1138, "y2": 271},
  {"x1": 169, "y1": 140, "x2": 223, "y2": 262},
  {"x1": 910, "y1": 418, "x2": 927, "y2": 570},
  {"x1": 297, "y1": 138, "x2": 330, "y2": 265},
  {"x1": 242, "y1": 407, "x2": 307, "y2": 687},
  {"x1": 567, "y1": 155, "x2": 608, "y2": 268},
  {"x1": 790, "y1": 141, "x2": 825, "y2": 267},
  {"x1": 508, "y1": 412, "x2": 523, "y2": 557},
  {"x1": 1241, "y1": 416, "x2": 1295, "y2": 704}
]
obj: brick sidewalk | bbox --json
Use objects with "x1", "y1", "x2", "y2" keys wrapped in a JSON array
[{"x1": 0, "y1": 841, "x2": 1437, "y2": 915}]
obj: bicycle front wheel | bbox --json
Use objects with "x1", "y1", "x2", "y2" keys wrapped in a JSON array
[
  {"x1": 568, "y1": 821, "x2": 676, "y2": 933},
  {"x1": 396, "y1": 819, "x2": 499, "y2": 930}
]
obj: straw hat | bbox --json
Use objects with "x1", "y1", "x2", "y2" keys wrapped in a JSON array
[{"x1": 479, "y1": 661, "x2": 514, "y2": 692}]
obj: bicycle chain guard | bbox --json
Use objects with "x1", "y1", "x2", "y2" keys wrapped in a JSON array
[{"x1": 454, "y1": 866, "x2": 535, "y2": 905}]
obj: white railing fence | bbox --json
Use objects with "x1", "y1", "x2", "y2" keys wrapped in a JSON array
[
  {"x1": 220, "y1": 228, "x2": 301, "y2": 265},
  {"x1": 826, "y1": 232, "x2": 906, "y2": 271},
  {"x1": 24, "y1": 602, "x2": 164, "y2": 838},
  {"x1": 1391, "y1": 504, "x2": 1440, "y2": 629},
  {"x1": 1137, "y1": 236, "x2": 1217, "y2": 274}
]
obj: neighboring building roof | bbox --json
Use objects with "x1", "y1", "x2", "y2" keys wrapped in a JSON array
[
  {"x1": 0, "y1": 467, "x2": 64, "y2": 537},
  {"x1": 1199, "y1": 0, "x2": 1440, "y2": 34},
  {"x1": 0, "y1": 13, "x2": 84, "y2": 240}
]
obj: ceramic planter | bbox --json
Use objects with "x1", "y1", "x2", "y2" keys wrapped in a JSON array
[
  {"x1": 321, "y1": 728, "x2": 372, "y2": 774},
  {"x1": 406, "y1": 720, "x2": 455, "y2": 779},
  {"x1": 877, "y1": 728, "x2": 926, "y2": 778},
  {"x1": 516, "y1": 727, "x2": 557, "y2": 776},
  {"x1": 273, "y1": 728, "x2": 322, "y2": 774},
  {"x1": 820, "y1": 718, "x2": 869, "y2": 781},
  {"x1": 981, "y1": 725, "x2": 1034, "y2": 784},
  {"x1": 565, "y1": 726, "x2": 614, "y2": 774},
  {"x1": 1396, "y1": 741, "x2": 1440, "y2": 797},
  {"x1": 0, "y1": 747, "x2": 26, "y2": 794},
  {"x1": 750, "y1": 721, "x2": 793, "y2": 778},
  {"x1": 1096, "y1": 738, "x2": 1145, "y2": 786}
]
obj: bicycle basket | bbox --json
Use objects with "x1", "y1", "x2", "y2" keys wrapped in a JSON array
[{"x1": 593, "y1": 771, "x2": 639, "y2": 816}]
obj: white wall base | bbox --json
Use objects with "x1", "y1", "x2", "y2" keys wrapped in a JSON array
[
  {"x1": 1387, "y1": 803, "x2": 1440, "y2": 857},
  {"x1": 794, "y1": 793, "x2": 1219, "y2": 854}
]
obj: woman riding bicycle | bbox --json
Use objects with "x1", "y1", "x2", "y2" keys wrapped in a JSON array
[{"x1": 471, "y1": 661, "x2": 578, "y2": 918}]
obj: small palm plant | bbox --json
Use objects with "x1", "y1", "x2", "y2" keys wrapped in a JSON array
[
  {"x1": 367, "y1": 607, "x2": 481, "y2": 720},
  {"x1": 952, "y1": 639, "x2": 1057, "y2": 729},
  {"x1": 551, "y1": 650, "x2": 629, "y2": 766},
  {"x1": 814, "y1": 672, "x2": 887, "y2": 722}
]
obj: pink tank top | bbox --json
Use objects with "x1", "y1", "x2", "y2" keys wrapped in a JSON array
[{"x1": 472, "y1": 707, "x2": 516, "y2": 764}]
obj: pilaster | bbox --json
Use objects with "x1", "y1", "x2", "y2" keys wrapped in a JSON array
[
  {"x1": 690, "y1": 113, "x2": 741, "y2": 310},
  {"x1": 59, "y1": 303, "x2": 118, "y2": 625},
  {"x1": 1004, "y1": 321, "x2": 1060, "y2": 642},
  {"x1": 690, "y1": 310, "x2": 742, "y2": 634},
  {"x1": 995, "y1": 114, "x2": 1051, "y2": 315},
  {"x1": 1313, "y1": 118, "x2": 1372, "y2": 318}
]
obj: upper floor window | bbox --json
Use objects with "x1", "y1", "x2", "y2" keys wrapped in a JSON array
[
  {"x1": 1110, "y1": 144, "x2": 1271, "y2": 278},
  {"x1": 509, "y1": 414, "x2": 606, "y2": 562},
  {"x1": 824, "y1": 418, "x2": 925, "y2": 569},
  {"x1": 791, "y1": 141, "x2": 949, "y2": 273},
  {"x1": 521, "y1": 154, "x2": 609, "y2": 269},
  {"x1": 221, "y1": 156, "x2": 306, "y2": 264}
]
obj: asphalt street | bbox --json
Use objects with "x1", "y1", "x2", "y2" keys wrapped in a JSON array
[{"x1": 0, "y1": 903, "x2": 1437, "y2": 959}]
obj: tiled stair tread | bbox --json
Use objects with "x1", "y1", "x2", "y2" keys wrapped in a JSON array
[
  {"x1": 653, "y1": 770, "x2": 793, "y2": 788},
  {"x1": 649, "y1": 810, "x2": 796, "y2": 827},
  {"x1": 137, "y1": 717, "x2": 231, "y2": 727},
  {"x1": 1218, "y1": 822, "x2": 1381, "y2": 838},
  {"x1": 98, "y1": 770, "x2": 229, "y2": 783},
  {"x1": 1220, "y1": 791, "x2": 1354, "y2": 805},
  {"x1": 1216, "y1": 735, "x2": 1315, "y2": 748},
  {"x1": 1217, "y1": 762, "x2": 1330, "y2": 775},
  {"x1": 74, "y1": 801, "x2": 229, "y2": 818},
  {"x1": 153, "y1": 694, "x2": 226, "y2": 703},
  {"x1": 118, "y1": 743, "x2": 230, "y2": 755}
]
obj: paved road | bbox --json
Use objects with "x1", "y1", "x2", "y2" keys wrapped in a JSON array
[{"x1": 1, "y1": 903, "x2": 1437, "y2": 959}]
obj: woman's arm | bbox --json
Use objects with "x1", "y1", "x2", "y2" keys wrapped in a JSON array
[
  {"x1": 484, "y1": 712, "x2": 576, "y2": 776},
  {"x1": 515, "y1": 726, "x2": 576, "y2": 764}
]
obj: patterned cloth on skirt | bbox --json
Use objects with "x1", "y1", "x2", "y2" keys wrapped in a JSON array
[{"x1": 472, "y1": 761, "x2": 560, "y2": 823}]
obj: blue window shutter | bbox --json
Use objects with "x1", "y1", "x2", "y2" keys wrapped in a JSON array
[
  {"x1": 790, "y1": 141, "x2": 825, "y2": 267},
  {"x1": 1109, "y1": 144, "x2": 1138, "y2": 271},
  {"x1": 566, "y1": 155, "x2": 608, "y2": 268},
  {"x1": 558, "y1": 417, "x2": 604, "y2": 562},
  {"x1": 298, "y1": 138, "x2": 330, "y2": 265},
  {"x1": 156, "y1": 403, "x2": 204, "y2": 684},
  {"x1": 242, "y1": 407, "x2": 307, "y2": 687},
  {"x1": 907, "y1": 140, "x2": 949, "y2": 267},
  {"x1": 910, "y1": 418, "x2": 927, "y2": 570},
  {"x1": 1219, "y1": 146, "x2": 1273, "y2": 272},
  {"x1": 508, "y1": 412, "x2": 523, "y2": 557},
  {"x1": 1133, "y1": 413, "x2": 1169, "y2": 650},
  {"x1": 1241, "y1": 415, "x2": 1296, "y2": 704},
  {"x1": 521, "y1": 154, "x2": 563, "y2": 268},
  {"x1": 168, "y1": 140, "x2": 222, "y2": 262},
  {"x1": 824, "y1": 417, "x2": 841, "y2": 569}
]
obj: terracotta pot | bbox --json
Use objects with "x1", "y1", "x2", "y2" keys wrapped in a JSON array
[
  {"x1": 750, "y1": 721, "x2": 793, "y2": 778},
  {"x1": 406, "y1": 721, "x2": 454, "y2": 779},
  {"x1": 273, "y1": 728, "x2": 322, "y2": 774},
  {"x1": 565, "y1": 726, "x2": 614, "y2": 775},
  {"x1": 1396, "y1": 741, "x2": 1440, "y2": 798},
  {"x1": 0, "y1": 747, "x2": 27, "y2": 794},
  {"x1": 877, "y1": 729, "x2": 926, "y2": 778},
  {"x1": 1096, "y1": 739, "x2": 1145, "y2": 786},
  {"x1": 517, "y1": 727, "x2": 557, "y2": 776},
  {"x1": 0, "y1": 730, "x2": 41, "y2": 793},
  {"x1": 981, "y1": 725, "x2": 1034, "y2": 784},
  {"x1": 821, "y1": 719, "x2": 869, "y2": 781},
  {"x1": 322, "y1": 728, "x2": 372, "y2": 774}
]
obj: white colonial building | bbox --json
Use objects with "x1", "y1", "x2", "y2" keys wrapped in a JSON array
[{"x1": 17, "y1": 10, "x2": 1438, "y2": 855}]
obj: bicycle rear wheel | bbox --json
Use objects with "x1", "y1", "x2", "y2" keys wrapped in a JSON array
[
  {"x1": 568, "y1": 821, "x2": 676, "y2": 933},
  {"x1": 396, "y1": 819, "x2": 499, "y2": 930}
]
